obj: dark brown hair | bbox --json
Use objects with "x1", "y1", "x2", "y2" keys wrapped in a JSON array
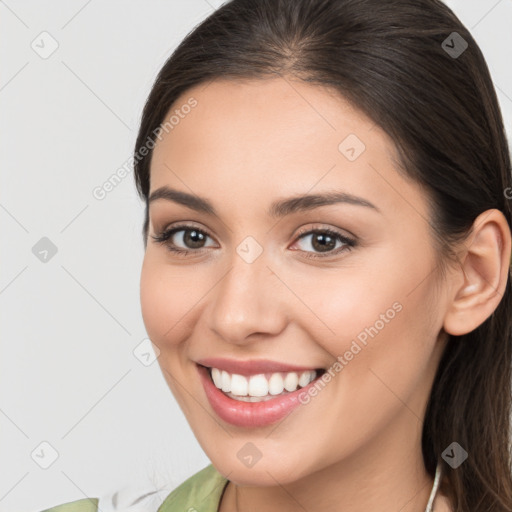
[{"x1": 133, "y1": 0, "x2": 512, "y2": 509}]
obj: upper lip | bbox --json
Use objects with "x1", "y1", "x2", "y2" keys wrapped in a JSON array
[{"x1": 196, "y1": 357, "x2": 322, "y2": 376}]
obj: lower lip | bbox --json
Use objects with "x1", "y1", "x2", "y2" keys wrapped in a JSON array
[{"x1": 197, "y1": 364, "x2": 322, "y2": 428}]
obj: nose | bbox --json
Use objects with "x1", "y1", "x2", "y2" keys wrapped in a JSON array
[{"x1": 206, "y1": 251, "x2": 289, "y2": 345}]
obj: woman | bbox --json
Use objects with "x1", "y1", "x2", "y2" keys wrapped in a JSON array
[{"x1": 40, "y1": 0, "x2": 512, "y2": 510}]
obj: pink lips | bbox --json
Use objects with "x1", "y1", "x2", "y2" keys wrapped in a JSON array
[
  {"x1": 196, "y1": 358, "x2": 324, "y2": 428},
  {"x1": 196, "y1": 357, "x2": 319, "y2": 376}
]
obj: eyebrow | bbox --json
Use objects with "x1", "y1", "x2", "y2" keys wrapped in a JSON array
[{"x1": 148, "y1": 186, "x2": 380, "y2": 218}]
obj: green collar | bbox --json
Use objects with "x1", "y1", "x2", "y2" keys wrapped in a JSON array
[{"x1": 158, "y1": 464, "x2": 229, "y2": 512}]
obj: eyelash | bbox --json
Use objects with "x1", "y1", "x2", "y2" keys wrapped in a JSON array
[{"x1": 150, "y1": 223, "x2": 357, "y2": 259}]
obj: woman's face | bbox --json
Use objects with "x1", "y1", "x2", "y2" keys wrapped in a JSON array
[{"x1": 140, "y1": 77, "x2": 451, "y2": 485}]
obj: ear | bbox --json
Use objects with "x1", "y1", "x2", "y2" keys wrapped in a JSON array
[{"x1": 443, "y1": 209, "x2": 511, "y2": 336}]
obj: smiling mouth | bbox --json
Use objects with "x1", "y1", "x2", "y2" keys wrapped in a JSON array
[{"x1": 201, "y1": 364, "x2": 327, "y2": 402}]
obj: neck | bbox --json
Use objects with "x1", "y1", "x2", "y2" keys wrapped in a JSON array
[{"x1": 221, "y1": 408, "x2": 435, "y2": 512}]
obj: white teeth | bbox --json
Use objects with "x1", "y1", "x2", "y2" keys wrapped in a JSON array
[
  {"x1": 209, "y1": 368, "x2": 317, "y2": 398},
  {"x1": 298, "y1": 371, "x2": 312, "y2": 387},
  {"x1": 248, "y1": 374, "x2": 268, "y2": 396},
  {"x1": 268, "y1": 373, "x2": 284, "y2": 395},
  {"x1": 221, "y1": 370, "x2": 231, "y2": 392},
  {"x1": 283, "y1": 372, "x2": 299, "y2": 392},
  {"x1": 230, "y1": 374, "x2": 248, "y2": 396},
  {"x1": 211, "y1": 368, "x2": 222, "y2": 388}
]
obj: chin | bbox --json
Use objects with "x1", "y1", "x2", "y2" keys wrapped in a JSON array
[{"x1": 204, "y1": 442, "x2": 315, "y2": 486}]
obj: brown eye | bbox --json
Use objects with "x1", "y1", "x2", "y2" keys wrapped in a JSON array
[
  {"x1": 178, "y1": 228, "x2": 208, "y2": 249},
  {"x1": 151, "y1": 224, "x2": 217, "y2": 255},
  {"x1": 292, "y1": 227, "x2": 356, "y2": 259}
]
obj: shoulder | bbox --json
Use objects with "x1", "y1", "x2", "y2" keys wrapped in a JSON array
[
  {"x1": 157, "y1": 464, "x2": 229, "y2": 512},
  {"x1": 37, "y1": 465, "x2": 228, "y2": 512},
  {"x1": 98, "y1": 464, "x2": 228, "y2": 512},
  {"x1": 39, "y1": 498, "x2": 99, "y2": 512}
]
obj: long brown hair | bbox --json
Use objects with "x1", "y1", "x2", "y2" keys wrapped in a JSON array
[{"x1": 133, "y1": 1, "x2": 512, "y2": 509}]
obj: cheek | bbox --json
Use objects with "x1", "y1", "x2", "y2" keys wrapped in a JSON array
[
  {"x1": 287, "y1": 262, "x2": 403, "y2": 348},
  {"x1": 140, "y1": 255, "x2": 196, "y2": 346},
  {"x1": 331, "y1": 277, "x2": 438, "y2": 420},
  {"x1": 294, "y1": 249, "x2": 439, "y2": 379}
]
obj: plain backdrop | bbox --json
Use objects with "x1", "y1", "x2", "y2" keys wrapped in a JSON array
[{"x1": 1, "y1": 1, "x2": 511, "y2": 511}]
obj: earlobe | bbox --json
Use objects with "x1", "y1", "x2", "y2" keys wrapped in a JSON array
[{"x1": 443, "y1": 209, "x2": 511, "y2": 337}]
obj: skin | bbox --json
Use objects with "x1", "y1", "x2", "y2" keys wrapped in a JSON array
[{"x1": 140, "y1": 76, "x2": 511, "y2": 512}]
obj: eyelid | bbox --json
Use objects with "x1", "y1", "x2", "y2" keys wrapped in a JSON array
[
  {"x1": 156, "y1": 221, "x2": 354, "y2": 241},
  {"x1": 293, "y1": 223, "x2": 355, "y2": 240}
]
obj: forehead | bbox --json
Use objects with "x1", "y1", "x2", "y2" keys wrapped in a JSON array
[
  {"x1": 152, "y1": 77, "x2": 379, "y2": 168},
  {"x1": 148, "y1": 77, "x2": 428, "y2": 222}
]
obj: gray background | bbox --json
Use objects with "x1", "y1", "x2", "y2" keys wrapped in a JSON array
[{"x1": 1, "y1": 1, "x2": 511, "y2": 511}]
